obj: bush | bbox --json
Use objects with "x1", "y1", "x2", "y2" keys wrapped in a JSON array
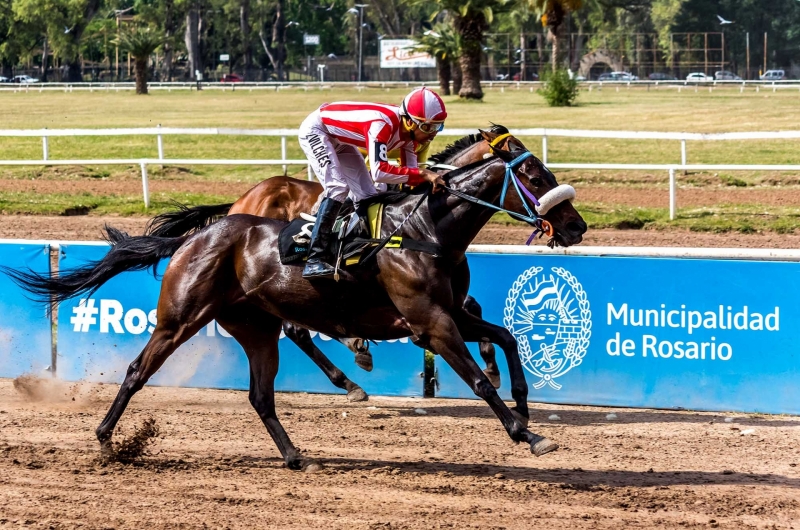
[{"x1": 537, "y1": 69, "x2": 579, "y2": 107}]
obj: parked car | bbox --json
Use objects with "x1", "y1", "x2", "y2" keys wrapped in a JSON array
[
  {"x1": 760, "y1": 69, "x2": 785, "y2": 80},
  {"x1": 511, "y1": 72, "x2": 539, "y2": 81},
  {"x1": 0, "y1": 76, "x2": 9, "y2": 83},
  {"x1": 611, "y1": 71, "x2": 639, "y2": 81},
  {"x1": 598, "y1": 71, "x2": 638, "y2": 81},
  {"x1": 686, "y1": 72, "x2": 711, "y2": 81},
  {"x1": 714, "y1": 70, "x2": 741, "y2": 80},
  {"x1": 648, "y1": 72, "x2": 676, "y2": 81},
  {"x1": 12, "y1": 75, "x2": 39, "y2": 83},
  {"x1": 220, "y1": 73, "x2": 243, "y2": 83}
]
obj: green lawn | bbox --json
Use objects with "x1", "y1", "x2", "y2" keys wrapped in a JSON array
[{"x1": 1, "y1": 87, "x2": 800, "y2": 232}]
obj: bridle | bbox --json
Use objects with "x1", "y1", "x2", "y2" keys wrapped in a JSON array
[{"x1": 441, "y1": 137, "x2": 577, "y2": 244}]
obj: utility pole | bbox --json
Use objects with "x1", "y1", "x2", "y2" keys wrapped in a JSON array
[
  {"x1": 354, "y1": 4, "x2": 368, "y2": 82},
  {"x1": 746, "y1": 32, "x2": 750, "y2": 79},
  {"x1": 763, "y1": 32, "x2": 767, "y2": 74}
]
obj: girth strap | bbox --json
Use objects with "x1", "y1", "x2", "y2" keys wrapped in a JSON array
[{"x1": 351, "y1": 236, "x2": 444, "y2": 258}]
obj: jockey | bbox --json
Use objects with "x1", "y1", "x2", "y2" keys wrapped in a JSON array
[{"x1": 298, "y1": 87, "x2": 447, "y2": 279}]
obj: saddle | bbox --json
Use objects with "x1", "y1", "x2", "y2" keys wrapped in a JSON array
[{"x1": 278, "y1": 199, "x2": 443, "y2": 268}]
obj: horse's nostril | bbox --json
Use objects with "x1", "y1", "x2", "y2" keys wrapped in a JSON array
[{"x1": 567, "y1": 220, "x2": 587, "y2": 236}]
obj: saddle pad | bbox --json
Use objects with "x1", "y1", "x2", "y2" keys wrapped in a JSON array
[{"x1": 278, "y1": 217, "x2": 315, "y2": 265}]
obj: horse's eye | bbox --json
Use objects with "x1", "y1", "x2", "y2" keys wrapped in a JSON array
[{"x1": 529, "y1": 177, "x2": 543, "y2": 187}]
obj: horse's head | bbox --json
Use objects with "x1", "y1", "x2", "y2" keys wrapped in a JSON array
[{"x1": 493, "y1": 147, "x2": 587, "y2": 247}]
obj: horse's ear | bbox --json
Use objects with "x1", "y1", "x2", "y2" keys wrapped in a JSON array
[
  {"x1": 479, "y1": 128, "x2": 496, "y2": 143},
  {"x1": 494, "y1": 148, "x2": 517, "y2": 163}
]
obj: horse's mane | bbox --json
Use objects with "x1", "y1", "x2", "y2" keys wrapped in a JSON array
[
  {"x1": 358, "y1": 156, "x2": 498, "y2": 209},
  {"x1": 427, "y1": 123, "x2": 509, "y2": 165}
]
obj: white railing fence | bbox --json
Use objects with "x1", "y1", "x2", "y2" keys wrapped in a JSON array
[
  {"x1": 2, "y1": 79, "x2": 800, "y2": 95},
  {"x1": 1, "y1": 126, "x2": 800, "y2": 217}
]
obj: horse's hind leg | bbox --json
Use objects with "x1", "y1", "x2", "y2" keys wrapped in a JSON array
[
  {"x1": 282, "y1": 322, "x2": 368, "y2": 402},
  {"x1": 219, "y1": 307, "x2": 314, "y2": 471},
  {"x1": 338, "y1": 337, "x2": 373, "y2": 372},
  {"x1": 463, "y1": 295, "x2": 501, "y2": 389},
  {"x1": 95, "y1": 311, "x2": 215, "y2": 451},
  {"x1": 95, "y1": 247, "x2": 224, "y2": 452}
]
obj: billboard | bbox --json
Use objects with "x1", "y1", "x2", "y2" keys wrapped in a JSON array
[
  {"x1": 436, "y1": 252, "x2": 800, "y2": 415},
  {"x1": 380, "y1": 39, "x2": 436, "y2": 68},
  {"x1": 0, "y1": 242, "x2": 52, "y2": 379}
]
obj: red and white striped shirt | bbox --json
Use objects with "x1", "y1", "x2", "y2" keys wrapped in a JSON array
[{"x1": 318, "y1": 101, "x2": 423, "y2": 186}]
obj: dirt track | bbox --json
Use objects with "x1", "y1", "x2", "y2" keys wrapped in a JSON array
[{"x1": 1, "y1": 378, "x2": 799, "y2": 529}]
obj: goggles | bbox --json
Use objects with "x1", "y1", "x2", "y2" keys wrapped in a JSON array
[{"x1": 406, "y1": 115, "x2": 444, "y2": 135}]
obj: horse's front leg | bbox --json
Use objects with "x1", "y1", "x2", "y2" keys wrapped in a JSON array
[
  {"x1": 410, "y1": 304, "x2": 557, "y2": 456},
  {"x1": 453, "y1": 309, "x2": 529, "y2": 427}
]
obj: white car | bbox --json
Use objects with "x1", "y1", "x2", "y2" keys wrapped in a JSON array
[
  {"x1": 13, "y1": 75, "x2": 39, "y2": 84},
  {"x1": 760, "y1": 69, "x2": 785, "y2": 81},
  {"x1": 0, "y1": 76, "x2": 9, "y2": 83},
  {"x1": 686, "y1": 72, "x2": 711, "y2": 81}
]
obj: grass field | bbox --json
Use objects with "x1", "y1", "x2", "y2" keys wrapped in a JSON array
[{"x1": 2, "y1": 86, "x2": 800, "y2": 232}]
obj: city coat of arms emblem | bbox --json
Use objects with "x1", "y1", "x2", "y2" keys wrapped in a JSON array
[{"x1": 504, "y1": 266, "x2": 592, "y2": 389}]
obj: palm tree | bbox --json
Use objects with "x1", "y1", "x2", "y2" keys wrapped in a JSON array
[
  {"x1": 426, "y1": 0, "x2": 508, "y2": 99},
  {"x1": 117, "y1": 28, "x2": 163, "y2": 94},
  {"x1": 411, "y1": 23, "x2": 460, "y2": 95},
  {"x1": 532, "y1": 0, "x2": 583, "y2": 72}
]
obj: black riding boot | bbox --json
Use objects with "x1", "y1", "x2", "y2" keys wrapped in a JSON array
[{"x1": 302, "y1": 197, "x2": 343, "y2": 279}]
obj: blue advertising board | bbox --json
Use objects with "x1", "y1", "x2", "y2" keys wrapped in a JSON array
[
  {"x1": 56, "y1": 244, "x2": 422, "y2": 396},
  {"x1": 436, "y1": 252, "x2": 800, "y2": 415},
  {"x1": 0, "y1": 242, "x2": 52, "y2": 379}
]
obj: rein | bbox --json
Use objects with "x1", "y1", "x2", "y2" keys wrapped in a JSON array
[{"x1": 443, "y1": 151, "x2": 553, "y2": 243}]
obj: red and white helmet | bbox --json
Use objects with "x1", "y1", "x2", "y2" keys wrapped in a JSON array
[{"x1": 400, "y1": 87, "x2": 447, "y2": 124}]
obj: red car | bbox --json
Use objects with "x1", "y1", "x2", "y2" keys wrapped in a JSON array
[{"x1": 220, "y1": 74, "x2": 243, "y2": 83}]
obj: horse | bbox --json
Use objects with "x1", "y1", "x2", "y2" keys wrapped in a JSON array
[
  {"x1": 7, "y1": 145, "x2": 587, "y2": 470},
  {"x1": 152, "y1": 126, "x2": 524, "y2": 374},
  {"x1": 143, "y1": 126, "x2": 526, "y2": 397}
]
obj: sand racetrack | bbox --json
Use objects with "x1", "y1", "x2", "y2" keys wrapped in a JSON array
[{"x1": 1, "y1": 378, "x2": 799, "y2": 529}]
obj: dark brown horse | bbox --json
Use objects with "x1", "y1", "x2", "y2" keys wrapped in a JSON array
[
  {"x1": 145, "y1": 126, "x2": 526, "y2": 397},
  {"x1": 8, "y1": 146, "x2": 586, "y2": 470}
]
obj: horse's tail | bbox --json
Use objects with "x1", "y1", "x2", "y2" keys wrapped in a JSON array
[
  {"x1": 144, "y1": 202, "x2": 233, "y2": 238},
  {"x1": 2, "y1": 226, "x2": 190, "y2": 305}
]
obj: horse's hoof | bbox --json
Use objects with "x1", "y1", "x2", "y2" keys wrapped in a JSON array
[
  {"x1": 286, "y1": 457, "x2": 304, "y2": 471},
  {"x1": 346, "y1": 387, "x2": 369, "y2": 402},
  {"x1": 302, "y1": 459, "x2": 325, "y2": 473},
  {"x1": 511, "y1": 408, "x2": 529, "y2": 429},
  {"x1": 98, "y1": 439, "x2": 114, "y2": 462},
  {"x1": 530, "y1": 436, "x2": 559, "y2": 457},
  {"x1": 355, "y1": 353, "x2": 373, "y2": 372},
  {"x1": 483, "y1": 369, "x2": 501, "y2": 389}
]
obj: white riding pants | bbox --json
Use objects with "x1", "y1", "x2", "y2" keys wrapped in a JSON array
[{"x1": 298, "y1": 110, "x2": 379, "y2": 203}]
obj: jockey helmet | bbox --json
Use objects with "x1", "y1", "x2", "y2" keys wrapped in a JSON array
[{"x1": 400, "y1": 87, "x2": 447, "y2": 134}]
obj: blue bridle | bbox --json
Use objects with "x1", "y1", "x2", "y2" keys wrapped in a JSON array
[{"x1": 442, "y1": 150, "x2": 551, "y2": 243}]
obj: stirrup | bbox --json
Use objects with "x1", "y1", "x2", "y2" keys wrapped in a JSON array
[{"x1": 303, "y1": 259, "x2": 336, "y2": 279}]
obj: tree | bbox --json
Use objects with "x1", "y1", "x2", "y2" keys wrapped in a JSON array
[
  {"x1": 255, "y1": 0, "x2": 288, "y2": 81},
  {"x1": 184, "y1": 0, "x2": 202, "y2": 80},
  {"x1": 425, "y1": 0, "x2": 508, "y2": 100},
  {"x1": 411, "y1": 22, "x2": 460, "y2": 95},
  {"x1": 118, "y1": 27, "x2": 163, "y2": 93},
  {"x1": 532, "y1": 0, "x2": 583, "y2": 72}
]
